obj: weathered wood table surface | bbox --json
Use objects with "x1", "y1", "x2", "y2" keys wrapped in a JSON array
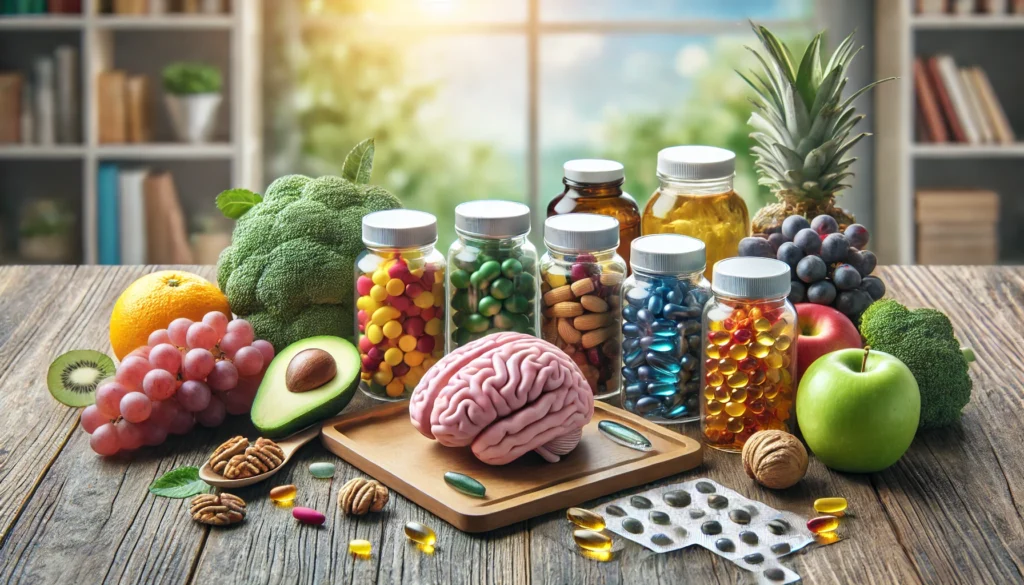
[{"x1": 0, "y1": 265, "x2": 1021, "y2": 585}]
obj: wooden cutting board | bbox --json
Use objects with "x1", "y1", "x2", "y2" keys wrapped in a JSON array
[{"x1": 320, "y1": 401, "x2": 703, "y2": 532}]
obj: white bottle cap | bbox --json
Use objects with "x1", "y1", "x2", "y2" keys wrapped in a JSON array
[
  {"x1": 712, "y1": 257, "x2": 791, "y2": 299},
  {"x1": 544, "y1": 214, "x2": 620, "y2": 253},
  {"x1": 657, "y1": 145, "x2": 736, "y2": 180},
  {"x1": 362, "y1": 209, "x2": 437, "y2": 248},
  {"x1": 563, "y1": 159, "x2": 624, "y2": 184},
  {"x1": 455, "y1": 200, "x2": 531, "y2": 239},
  {"x1": 630, "y1": 234, "x2": 706, "y2": 274}
]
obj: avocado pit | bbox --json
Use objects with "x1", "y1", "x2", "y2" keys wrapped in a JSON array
[{"x1": 286, "y1": 348, "x2": 337, "y2": 392}]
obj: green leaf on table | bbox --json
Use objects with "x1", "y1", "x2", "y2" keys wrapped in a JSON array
[
  {"x1": 216, "y1": 188, "x2": 263, "y2": 220},
  {"x1": 342, "y1": 138, "x2": 375, "y2": 185},
  {"x1": 149, "y1": 466, "x2": 211, "y2": 498}
]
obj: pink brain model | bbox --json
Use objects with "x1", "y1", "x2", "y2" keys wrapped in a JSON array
[{"x1": 409, "y1": 332, "x2": 595, "y2": 465}]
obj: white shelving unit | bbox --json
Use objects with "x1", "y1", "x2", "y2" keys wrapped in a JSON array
[
  {"x1": 0, "y1": 0, "x2": 261, "y2": 265},
  {"x1": 874, "y1": 1, "x2": 1023, "y2": 264}
]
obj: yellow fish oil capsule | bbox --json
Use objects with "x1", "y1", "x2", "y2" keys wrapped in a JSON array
[
  {"x1": 349, "y1": 539, "x2": 372, "y2": 556},
  {"x1": 579, "y1": 548, "x2": 613, "y2": 562},
  {"x1": 813, "y1": 497, "x2": 848, "y2": 515},
  {"x1": 573, "y1": 529, "x2": 612, "y2": 552},
  {"x1": 806, "y1": 515, "x2": 840, "y2": 534},
  {"x1": 269, "y1": 484, "x2": 297, "y2": 505},
  {"x1": 566, "y1": 507, "x2": 605, "y2": 531},
  {"x1": 404, "y1": 521, "x2": 437, "y2": 546}
]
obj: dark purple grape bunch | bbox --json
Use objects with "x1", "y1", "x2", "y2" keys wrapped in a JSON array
[{"x1": 738, "y1": 214, "x2": 886, "y2": 322}]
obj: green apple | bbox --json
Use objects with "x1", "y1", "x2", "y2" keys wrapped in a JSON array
[{"x1": 796, "y1": 348, "x2": 920, "y2": 473}]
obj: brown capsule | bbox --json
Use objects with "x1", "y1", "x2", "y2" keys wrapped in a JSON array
[{"x1": 286, "y1": 348, "x2": 337, "y2": 392}]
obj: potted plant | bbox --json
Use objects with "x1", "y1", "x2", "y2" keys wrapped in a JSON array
[
  {"x1": 162, "y1": 61, "x2": 223, "y2": 143},
  {"x1": 18, "y1": 200, "x2": 75, "y2": 264}
]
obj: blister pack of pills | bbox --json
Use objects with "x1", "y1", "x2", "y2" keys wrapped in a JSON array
[{"x1": 591, "y1": 478, "x2": 814, "y2": 584}]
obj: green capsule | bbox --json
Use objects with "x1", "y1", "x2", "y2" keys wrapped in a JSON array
[
  {"x1": 515, "y1": 272, "x2": 536, "y2": 296},
  {"x1": 444, "y1": 471, "x2": 486, "y2": 498},
  {"x1": 504, "y1": 295, "x2": 529, "y2": 314},
  {"x1": 598, "y1": 420, "x2": 653, "y2": 451},
  {"x1": 463, "y1": 313, "x2": 490, "y2": 333},
  {"x1": 510, "y1": 314, "x2": 532, "y2": 334},
  {"x1": 449, "y1": 269, "x2": 471, "y2": 289},
  {"x1": 477, "y1": 260, "x2": 501, "y2": 281},
  {"x1": 451, "y1": 290, "x2": 471, "y2": 312},
  {"x1": 501, "y1": 258, "x2": 523, "y2": 278},
  {"x1": 518, "y1": 255, "x2": 536, "y2": 272},
  {"x1": 492, "y1": 310, "x2": 516, "y2": 330},
  {"x1": 452, "y1": 310, "x2": 467, "y2": 328},
  {"x1": 489, "y1": 278, "x2": 514, "y2": 300},
  {"x1": 478, "y1": 296, "x2": 502, "y2": 317}
]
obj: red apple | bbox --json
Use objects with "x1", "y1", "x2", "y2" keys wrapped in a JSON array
[{"x1": 795, "y1": 303, "x2": 862, "y2": 377}]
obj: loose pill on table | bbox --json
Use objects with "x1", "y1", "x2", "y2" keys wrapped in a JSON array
[
  {"x1": 443, "y1": 471, "x2": 486, "y2": 497},
  {"x1": 566, "y1": 507, "x2": 605, "y2": 531},
  {"x1": 269, "y1": 484, "x2": 296, "y2": 504},
  {"x1": 309, "y1": 462, "x2": 335, "y2": 478},
  {"x1": 404, "y1": 521, "x2": 437, "y2": 546},
  {"x1": 806, "y1": 515, "x2": 840, "y2": 534},
  {"x1": 292, "y1": 507, "x2": 326, "y2": 525},
  {"x1": 814, "y1": 497, "x2": 848, "y2": 515},
  {"x1": 349, "y1": 539, "x2": 372, "y2": 556},
  {"x1": 573, "y1": 529, "x2": 612, "y2": 551}
]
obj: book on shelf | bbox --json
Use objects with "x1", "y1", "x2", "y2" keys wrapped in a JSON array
[
  {"x1": 1015, "y1": 0, "x2": 1024, "y2": 13},
  {"x1": 97, "y1": 163, "x2": 121, "y2": 265},
  {"x1": 980, "y1": 0, "x2": 1010, "y2": 13},
  {"x1": 951, "y1": 0, "x2": 974, "y2": 14},
  {"x1": 32, "y1": 56, "x2": 55, "y2": 145},
  {"x1": 54, "y1": 45, "x2": 79, "y2": 144},
  {"x1": 47, "y1": 0, "x2": 83, "y2": 12},
  {"x1": 125, "y1": 75, "x2": 151, "y2": 143},
  {"x1": 144, "y1": 172, "x2": 194, "y2": 264},
  {"x1": 0, "y1": 73, "x2": 22, "y2": 143},
  {"x1": 916, "y1": 55, "x2": 1015, "y2": 145},
  {"x1": 19, "y1": 81, "x2": 32, "y2": 144},
  {"x1": 97, "y1": 70, "x2": 127, "y2": 144},
  {"x1": 112, "y1": 0, "x2": 146, "y2": 14},
  {"x1": 119, "y1": 168, "x2": 150, "y2": 265},
  {"x1": 916, "y1": 189, "x2": 999, "y2": 265},
  {"x1": 916, "y1": 0, "x2": 948, "y2": 14},
  {"x1": 917, "y1": 0, "x2": 1013, "y2": 13}
]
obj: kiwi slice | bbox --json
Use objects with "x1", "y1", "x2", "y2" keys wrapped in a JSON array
[{"x1": 47, "y1": 350, "x2": 116, "y2": 407}]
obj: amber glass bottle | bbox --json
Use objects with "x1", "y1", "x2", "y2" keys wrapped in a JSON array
[
  {"x1": 642, "y1": 146, "x2": 750, "y2": 281},
  {"x1": 547, "y1": 159, "x2": 641, "y2": 269}
]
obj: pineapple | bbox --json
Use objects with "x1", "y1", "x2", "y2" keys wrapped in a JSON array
[{"x1": 740, "y1": 24, "x2": 892, "y2": 234}]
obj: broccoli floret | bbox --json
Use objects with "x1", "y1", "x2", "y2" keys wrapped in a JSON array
[
  {"x1": 859, "y1": 299, "x2": 974, "y2": 429},
  {"x1": 216, "y1": 141, "x2": 402, "y2": 351}
]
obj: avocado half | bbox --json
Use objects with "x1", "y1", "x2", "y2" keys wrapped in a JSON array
[{"x1": 251, "y1": 335, "x2": 360, "y2": 438}]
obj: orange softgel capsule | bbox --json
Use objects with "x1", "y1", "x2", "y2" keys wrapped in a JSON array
[{"x1": 807, "y1": 515, "x2": 840, "y2": 534}]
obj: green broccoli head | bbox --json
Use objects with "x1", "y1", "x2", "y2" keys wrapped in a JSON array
[
  {"x1": 216, "y1": 141, "x2": 402, "y2": 350},
  {"x1": 859, "y1": 299, "x2": 973, "y2": 429}
]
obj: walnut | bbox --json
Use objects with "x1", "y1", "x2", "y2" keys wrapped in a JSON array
[
  {"x1": 338, "y1": 477, "x2": 389, "y2": 516},
  {"x1": 190, "y1": 493, "x2": 246, "y2": 526},
  {"x1": 222, "y1": 438, "x2": 285, "y2": 479},
  {"x1": 742, "y1": 430, "x2": 808, "y2": 490},
  {"x1": 209, "y1": 436, "x2": 248, "y2": 475}
]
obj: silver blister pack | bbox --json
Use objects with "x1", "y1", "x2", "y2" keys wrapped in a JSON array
[{"x1": 591, "y1": 478, "x2": 816, "y2": 585}]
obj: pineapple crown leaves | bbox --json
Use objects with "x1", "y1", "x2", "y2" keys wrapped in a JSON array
[{"x1": 738, "y1": 22, "x2": 894, "y2": 202}]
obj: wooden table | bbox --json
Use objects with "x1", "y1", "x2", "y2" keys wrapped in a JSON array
[{"x1": 0, "y1": 265, "x2": 1020, "y2": 585}]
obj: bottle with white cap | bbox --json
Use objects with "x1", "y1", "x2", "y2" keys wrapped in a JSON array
[
  {"x1": 641, "y1": 145, "x2": 750, "y2": 281},
  {"x1": 540, "y1": 213, "x2": 627, "y2": 400},
  {"x1": 356, "y1": 209, "x2": 447, "y2": 401},
  {"x1": 700, "y1": 256, "x2": 799, "y2": 452},
  {"x1": 547, "y1": 159, "x2": 641, "y2": 268},
  {"x1": 446, "y1": 200, "x2": 540, "y2": 351},
  {"x1": 619, "y1": 234, "x2": 712, "y2": 423}
]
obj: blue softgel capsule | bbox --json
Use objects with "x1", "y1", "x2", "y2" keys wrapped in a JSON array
[
  {"x1": 647, "y1": 294, "x2": 664, "y2": 316},
  {"x1": 622, "y1": 367, "x2": 638, "y2": 383},
  {"x1": 635, "y1": 397, "x2": 664, "y2": 415},
  {"x1": 647, "y1": 383, "x2": 677, "y2": 397},
  {"x1": 625, "y1": 349, "x2": 645, "y2": 368},
  {"x1": 623, "y1": 323, "x2": 641, "y2": 338},
  {"x1": 647, "y1": 352, "x2": 682, "y2": 373},
  {"x1": 636, "y1": 309, "x2": 653, "y2": 326},
  {"x1": 680, "y1": 354, "x2": 698, "y2": 371},
  {"x1": 652, "y1": 320, "x2": 676, "y2": 337},
  {"x1": 624, "y1": 382, "x2": 645, "y2": 398},
  {"x1": 622, "y1": 337, "x2": 640, "y2": 353},
  {"x1": 623, "y1": 305, "x2": 638, "y2": 323},
  {"x1": 626, "y1": 288, "x2": 648, "y2": 307}
]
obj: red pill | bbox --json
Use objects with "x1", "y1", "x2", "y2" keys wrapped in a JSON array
[
  {"x1": 587, "y1": 348, "x2": 601, "y2": 365},
  {"x1": 361, "y1": 355, "x2": 379, "y2": 370},
  {"x1": 406, "y1": 283, "x2": 425, "y2": 298},
  {"x1": 392, "y1": 362, "x2": 410, "y2": 377},
  {"x1": 417, "y1": 336, "x2": 435, "y2": 353},
  {"x1": 390, "y1": 294, "x2": 412, "y2": 311},
  {"x1": 738, "y1": 357, "x2": 758, "y2": 371},
  {"x1": 357, "y1": 276, "x2": 374, "y2": 296},
  {"x1": 577, "y1": 253, "x2": 597, "y2": 263},
  {"x1": 732, "y1": 329, "x2": 752, "y2": 344},
  {"x1": 358, "y1": 337, "x2": 373, "y2": 353},
  {"x1": 570, "y1": 264, "x2": 588, "y2": 281},
  {"x1": 420, "y1": 274, "x2": 434, "y2": 289},
  {"x1": 357, "y1": 310, "x2": 368, "y2": 325},
  {"x1": 388, "y1": 262, "x2": 409, "y2": 279},
  {"x1": 420, "y1": 306, "x2": 436, "y2": 322},
  {"x1": 405, "y1": 316, "x2": 426, "y2": 337},
  {"x1": 407, "y1": 305, "x2": 422, "y2": 317},
  {"x1": 293, "y1": 506, "x2": 326, "y2": 525},
  {"x1": 367, "y1": 347, "x2": 383, "y2": 361}
]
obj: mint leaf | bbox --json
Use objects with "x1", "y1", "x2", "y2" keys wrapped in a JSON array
[
  {"x1": 216, "y1": 188, "x2": 263, "y2": 219},
  {"x1": 149, "y1": 466, "x2": 210, "y2": 499},
  {"x1": 342, "y1": 138, "x2": 375, "y2": 185}
]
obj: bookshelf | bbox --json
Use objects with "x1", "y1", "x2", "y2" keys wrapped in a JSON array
[
  {"x1": 875, "y1": 1, "x2": 1024, "y2": 265},
  {"x1": 0, "y1": 0, "x2": 261, "y2": 265}
]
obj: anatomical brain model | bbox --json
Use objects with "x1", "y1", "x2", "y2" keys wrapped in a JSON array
[{"x1": 409, "y1": 332, "x2": 594, "y2": 465}]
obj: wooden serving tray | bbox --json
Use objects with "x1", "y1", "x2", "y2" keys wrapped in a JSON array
[{"x1": 320, "y1": 401, "x2": 703, "y2": 532}]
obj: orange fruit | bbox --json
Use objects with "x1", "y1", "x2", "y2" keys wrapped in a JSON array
[{"x1": 110, "y1": 270, "x2": 231, "y2": 359}]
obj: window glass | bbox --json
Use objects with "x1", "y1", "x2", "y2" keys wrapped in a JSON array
[
  {"x1": 305, "y1": 0, "x2": 527, "y2": 22},
  {"x1": 541, "y1": 0, "x2": 812, "y2": 22}
]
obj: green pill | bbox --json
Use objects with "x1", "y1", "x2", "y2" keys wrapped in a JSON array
[
  {"x1": 464, "y1": 313, "x2": 490, "y2": 333},
  {"x1": 309, "y1": 462, "x2": 336, "y2": 478},
  {"x1": 504, "y1": 295, "x2": 529, "y2": 314},
  {"x1": 489, "y1": 278, "x2": 514, "y2": 300},
  {"x1": 477, "y1": 260, "x2": 501, "y2": 281},
  {"x1": 519, "y1": 255, "x2": 536, "y2": 272},
  {"x1": 492, "y1": 310, "x2": 515, "y2": 330},
  {"x1": 451, "y1": 290, "x2": 472, "y2": 312},
  {"x1": 510, "y1": 314, "x2": 532, "y2": 333},
  {"x1": 478, "y1": 296, "x2": 502, "y2": 317},
  {"x1": 515, "y1": 272, "x2": 536, "y2": 296},
  {"x1": 501, "y1": 258, "x2": 523, "y2": 278},
  {"x1": 444, "y1": 471, "x2": 486, "y2": 498},
  {"x1": 449, "y1": 269, "x2": 470, "y2": 289},
  {"x1": 452, "y1": 310, "x2": 466, "y2": 328}
]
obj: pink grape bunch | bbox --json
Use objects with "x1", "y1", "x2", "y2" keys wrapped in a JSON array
[{"x1": 82, "y1": 311, "x2": 275, "y2": 456}]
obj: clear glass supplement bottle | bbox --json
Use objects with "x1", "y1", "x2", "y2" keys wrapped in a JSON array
[
  {"x1": 355, "y1": 210, "x2": 446, "y2": 401},
  {"x1": 642, "y1": 146, "x2": 750, "y2": 281},
  {"x1": 620, "y1": 234, "x2": 712, "y2": 423},
  {"x1": 447, "y1": 200, "x2": 539, "y2": 351},
  {"x1": 540, "y1": 213, "x2": 627, "y2": 399},
  {"x1": 701, "y1": 257, "x2": 798, "y2": 452}
]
